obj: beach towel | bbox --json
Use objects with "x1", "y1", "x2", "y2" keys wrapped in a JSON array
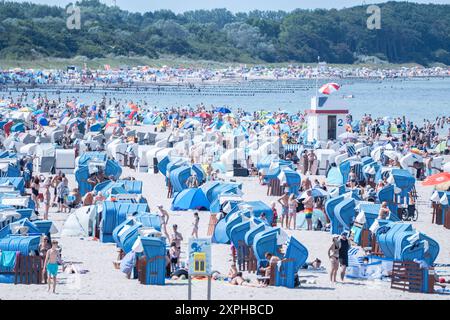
[{"x1": 0, "y1": 251, "x2": 17, "y2": 269}]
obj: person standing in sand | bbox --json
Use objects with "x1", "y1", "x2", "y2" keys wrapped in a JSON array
[
  {"x1": 270, "y1": 202, "x2": 278, "y2": 227},
  {"x1": 338, "y1": 232, "x2": 351, "y2": 282},
  {"x1": 192, "y1": 212, "x2": 199, "y2": 239},
  {"x1": 157, "y1": 205, "x2": 170, "y2": 239},
  {"x1": 302, "y1": 189, "x2": 314, "y2": 231},
  {"x1": 328, "y1": 236, "x2": 340, "y2": 283},
  {"x1": 171, "y1": 224, "x2": 183, "y2": 250},
  {"x1": 277, "y1": 192, "x2": 289, "y2": 229},
  {"x1": 288, "y1": 194, "x2": 298, "y2": 230},
  {"x1": 302, "y1": 177, "x2": 312, "y2": 191},
  {"x1": 308, "y1": 150, "x2": 317, "y2": 175},
  {"x1": 301, "y1": 150, "x2": 309, "y2": 174},
  {"x1": 44, "y1": 240, "x2": 60, "y2": 293},
  {"x1": 43, "y1": 177, "x2": 51, "y2": 220}
]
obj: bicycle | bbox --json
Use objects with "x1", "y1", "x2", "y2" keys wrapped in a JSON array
[{"x1": 400, "y1": 206, "x2": 419, "y2": 222}]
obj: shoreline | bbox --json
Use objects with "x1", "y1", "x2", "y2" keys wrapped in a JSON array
[{"x1": 1, "y1": 75, "x2": 450, "y2": 92}]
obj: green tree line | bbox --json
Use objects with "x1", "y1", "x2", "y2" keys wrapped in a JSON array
[{"x1": 0, "y1": 0, "x2": 449, "y2": 65}]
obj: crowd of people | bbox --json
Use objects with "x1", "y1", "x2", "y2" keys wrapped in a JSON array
[{"x1": 1, "y1": 65, "x2": 450, "y2": 87}]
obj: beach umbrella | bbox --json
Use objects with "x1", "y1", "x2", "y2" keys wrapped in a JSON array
[
  {"x1": 410, "y1": 148, "x2": 423, "y2": 156},
  {"x1": 422, "y1": 172, "x2": 450, "y2": 186},
  {"x1": 318, "y1": 82, "x2": 340, "y2": 95},
  {"x1": 298, "y1": 187, "x2": 329, "y2": 199},
  {"x1": 32, "y1": 109, "x2": 44, "y2": 116},
  {"x1": 434, "y1": 141, "x2": 447, "y2": 153},
  {"x1": 171, "y1": 188, "x2": 210, "y2": 211},
  {"x1": 19, "y1": 107, "x2": 34, "y2": 113},
  {"x1": 215, "y1": 107, "x2": 232, "y2": 114},
  {"x1": 196, "y1": 111, "x2": 211, "y2": 119},
  {"x1": 38, "y1": 117, "x2": 49, "y2": 126}
]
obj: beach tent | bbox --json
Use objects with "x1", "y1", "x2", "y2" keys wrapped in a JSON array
[
  {"x1": 327, "y1": 165, "x2": 344, "y2": 186},
  {"x1": 296, "y1": 209, "x2": 327, "y2": 230},
  {"x1": 61, "y1": 205, "x2": 97, "y2": 237},
  {"x1": 171, "y1": 188, "x2": 210, "y2": 211}
]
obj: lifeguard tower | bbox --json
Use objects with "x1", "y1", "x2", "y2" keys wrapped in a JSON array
[{"x1": 306, "y1": 95, "x2": 349, "y2": 142}]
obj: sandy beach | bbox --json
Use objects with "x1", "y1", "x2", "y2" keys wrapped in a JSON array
[{"x1": 1, "y1": 165, "x2": 448, "y2": 300}]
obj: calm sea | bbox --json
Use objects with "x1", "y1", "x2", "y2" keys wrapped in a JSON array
[{"x1": 4, "y1": 77, "x2": 450, "y2": 124}]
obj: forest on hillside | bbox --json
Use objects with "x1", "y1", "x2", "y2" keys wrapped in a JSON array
[{"x1": 0, "y1": 0, "x2": 449, "y2": 65}]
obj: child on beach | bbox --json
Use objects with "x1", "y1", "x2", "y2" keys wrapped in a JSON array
[
  {"x1": 270, "y1": 202, "x2": 278, "y2": 227},
  {"x1": 44, "y1": 240, "x2": 60, "y2": 293},
  {"x1": 192, "y1": 212, "x2": 199, "y2": 239},
  {"x1": 169, "y1": 242, "x2": 180, "y2": 273}
]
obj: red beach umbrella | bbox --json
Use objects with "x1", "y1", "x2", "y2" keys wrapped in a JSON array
[
  {"x1": 422, "y1": 172, "x2": 450, "y2": 186},
  {"x1": 319, "y1": 82, "x2": 341, "y2": 95}
]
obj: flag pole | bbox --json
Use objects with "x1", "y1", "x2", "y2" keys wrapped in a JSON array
[{"x1": 315, "y1": 56, "x2": 320, "y2": 103}]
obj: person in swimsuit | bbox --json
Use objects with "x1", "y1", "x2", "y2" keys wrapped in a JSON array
[
  {"x1": 230, "y1": 272, "x2": 262, "y2": 287},
  {"x1": 31, "y1": 176, "x2": 40, "y2": 211},
  {"x1": 43, "y1": 178, "x2": 51, "y2": 220},
  {"x1": 328, "y1": 236, "x2": 340, "y2": 283},
  {"x1": 349, "y1": 169, "x2": 357, "y2": 188},
  {"x1": 288, "y1": 194, "x2": 297, "y2": 230},
  {"x1": 308, "y1": 150, "x2": 317, "y2": 174},
  {"x1": 169, "y1": 242, "x2": 179, "y2": 273},
  {"x1": 171, "y1": 224, "x2": 184, "y2": 264},
  {"x1": 157, "y1": 205, "x2": 170, "y2": 240},
  {"x1": 259, "y1": 252, "x2": 281, "y2": 286},
  {"x1": 378, "y1": 201, "x2": 390, "y2": 219},
  {"x1": 191, "y1": 212, "x2": 199, "y2": 239},
  {"x1": 302, "y1": 150, "x2": 309, "y2": 174},
  {"x1": 302, "y1": 189, "x2": 314, "y2": 231},
  {"x1": 338, "y1": 232, "x2": 351, "y2": 282},
  {"x1": 44, "y1": 240, "x2": 60, "y2": 293},
  {"x1": 277, "y1": 192, "x2": 289, "y2": 229},
  {"x1": 270, "y1": 202, "x2": 278, "y2": 227},
  {"x1": 302, "y1": 177, "x2": 312, "y2": 191},
  {"x1": 51, "y1": 174, "x2": 62, "y2": 207}
]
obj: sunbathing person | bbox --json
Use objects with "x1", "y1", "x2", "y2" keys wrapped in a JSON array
[{"x1": 230, "y1": 272, "x2": 263, "y2": 287}]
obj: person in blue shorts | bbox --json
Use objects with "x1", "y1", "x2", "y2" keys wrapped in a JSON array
[{"x1": 44, "y1": 240, "x2": 60, "y2": 293}]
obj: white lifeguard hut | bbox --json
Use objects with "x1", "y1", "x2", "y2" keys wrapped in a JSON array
[{"x1": 306, "y1": 95, "x2": 349, "y2": 142}]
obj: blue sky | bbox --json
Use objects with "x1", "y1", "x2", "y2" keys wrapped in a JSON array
[{"x1": 11, "y1": 0, "x2": 450, "y2": 13}]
